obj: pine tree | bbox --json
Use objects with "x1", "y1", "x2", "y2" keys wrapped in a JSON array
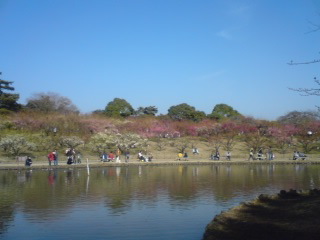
[{"x1": 0, "y1": 72, "x2": 21, "y2": 113}]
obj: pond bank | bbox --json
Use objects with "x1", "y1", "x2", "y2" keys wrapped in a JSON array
[
  {"x1": 203, "y1": 189, "x2": 320, "y2": 240},
  {"x1": 0, "y1": 158, "x2": 320, "y2": 170}
]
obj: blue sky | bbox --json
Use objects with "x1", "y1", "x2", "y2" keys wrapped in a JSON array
[{"x1": 0, "y1": 0, "x2": 319, "y2": 120}]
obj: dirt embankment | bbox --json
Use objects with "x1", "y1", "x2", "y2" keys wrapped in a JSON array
[{"x1": 203, "y1": 189, "x2": 320, "y2": 240}]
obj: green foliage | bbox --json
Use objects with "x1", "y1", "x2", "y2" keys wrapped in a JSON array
[
  {"x1": 0, "y1": 74, "x2": 15, "y2": 94},
  {"x1": 0, "y1": 135, "x2": 36, "y2": 157},
  {"x1": 105, "y1": 98, "x2": 134, "y2": 118},
  {"x1": 208, "y1": 104, "x2": 241, "y2": 120},
  {"x1": 168, "y1": 103, "x2": 206, "y2": 122},
  {"x1": 135, "y1": 106, "x2": 158, "y2": 116},
  {"x1": 0, "y1": 73, "x2": 21, "y2": 113}
]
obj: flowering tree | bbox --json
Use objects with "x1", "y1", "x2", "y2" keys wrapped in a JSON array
[
  {"x1": 294, "y1": 122, "x2": 320, "y2": 153},
  {"x1": 221, "y1": 122, "x2": 241, "y2": 152},
  {"x1": 88, "y1": 132, "x2": 116, "y2": 156},
  {"x1": 268, "y1": 125, "x2": 297, "y2": 155},
  {"x1": 0, "y1": 135, "x2": 36, "y2": 157},
  {"x1": 88, "y1": 132, "x2": 147, "y2": 156},
  {"x1": 240, "y1": 124, "x2": 269, "y2": 154},
  {"x1": 60, "y1": 136, "x2": 84, "y2": 149}
]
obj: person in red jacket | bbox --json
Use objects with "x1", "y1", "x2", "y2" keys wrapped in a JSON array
[{"x1": 47, "y1": 151, "x2": 55, "y2": 166}]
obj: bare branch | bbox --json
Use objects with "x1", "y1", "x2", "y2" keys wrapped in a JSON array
[
  {"x1": 305, "y1": 20, "x2": 320, "y2": 34},
  {"x1": 289, "y1": 78, "x2": 320, "y2": 96},
  {"x1": 288, "y1": 59, "x2": 320, "y2": 65}
]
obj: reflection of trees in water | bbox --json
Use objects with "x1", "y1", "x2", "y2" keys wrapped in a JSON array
[
  {"x1": 1, "y1": 165, "x2": 320, "y2": 223},
  {"x1": 0, "y1": 196, "x2": 15, "y2": 235}
]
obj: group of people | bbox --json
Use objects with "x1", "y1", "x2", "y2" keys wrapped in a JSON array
[
  {"x1": 138, "y1": 151, "x2": 153, "y2": 162},
  {"x1": 47, "y1": 148, "x2": 82, "y2": 166},
  {"x1": 248, "y1": 147, "x2": 275, "y2": 161},
  {"x1": 177, "y1": 152, "x2": 188, "y2": 161},
  {"x1": 209, "y1": 151, "x2": 231, "y2": 160},
  {"x1": 101, "y1": 149, "x2": 125, "y2": 163},
  {"x1": 293, "y1": 151, "x2": 307, "y2": 160},
  {"x1": 47, "y1": 150, "x2": 59, "y2": 166}
]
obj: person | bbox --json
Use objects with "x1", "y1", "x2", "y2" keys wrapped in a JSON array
[
  {"x1": 48, "y1": 151, "x2": 55, "y2": 166},
  {"x1": 193, "y1": 148, "x2": 199, "y2": 155},
  {"x1": 177, "y1": 152, "x2": 183, "y2": 161},
  {"x1": 125, "y1": 151, "x2": 130, "y2": 163},
  {"x1": 67, "y1": 156, "x2": 73, "y2": 165},
  {"x1": 257, "y1": 148, "x2": 263, "y2": 160},
  {"x1": 53, "y1": 150, "x2": 58, "y2": 166},
  {"x1": 108, "y1": 152, "x2": 115, "y2": 161},
  {"x1": 183, "y1": 152, "x2": 188, "y2": 161},
  {"x1": 65, "y1": 148, "x2": 75, "y2": 163},
  {"x1": 147, "y1": 153, "x2": 153, "y2": 162},
  {"x1": 226, "y1": 151, "x2": 231, "y2": 161},
  {"x1": 101, "y1": 152, "x2": 108, "y2": 162},
  {"x1": 138, "y1": 151, "x2": 144, "y2": 161},
  {"x1": 76, "y1": 152, "x2": 82, "y2": 164},
  {"x1": 215, "y1": 151, "x2": 220, "y2": 160},
  {"x1": 268, "y1": 147, "x2": 273, "y2": 160},
  {"x1": 116, "y1": 148, "x2": 121, "y2": 163},
  {"x1": 25, "y1": 156, "x2": 32, "y2": 166},
  {"x1": 248, "y1": 149, "x2": 254, "y2": 161}
]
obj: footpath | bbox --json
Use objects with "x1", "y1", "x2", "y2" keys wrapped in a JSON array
[{"x1": 0, "y1": 157, "x2": 319, "y2": 170}]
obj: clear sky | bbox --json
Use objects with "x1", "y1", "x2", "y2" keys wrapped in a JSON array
[{"x1": 0, "y1": 0, "x2": 319, "y2": 120}]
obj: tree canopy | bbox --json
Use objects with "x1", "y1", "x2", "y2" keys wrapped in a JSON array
[
  {"x1": 135, "y1": 106, "x2": 158, "y2": 116},
  {"x1": 104, "y1": 98, "x2": 134, "y2": 118},
  {"x1": 167, "y1": 103, "x2": 206, "y2": 122},
  {"x1": 208, "y1": 104, "x2": 241, "y2": 120},
  {"x1": 26, "y1": 92, "x2": 79, "y2": 114},
  {"x1": 0, "y1": 72, "x2": 21, "y2": 113},
  {"x1": 277, "y1": 111, "x2": 320, "y2": 125}
]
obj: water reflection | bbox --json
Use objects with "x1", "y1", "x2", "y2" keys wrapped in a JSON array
[{"x1": 1, "y1": 164, "x2": 320, "y2": 239}]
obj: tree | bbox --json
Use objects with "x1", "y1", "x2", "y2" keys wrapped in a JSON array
[
  {"x1": 208, "y1": 104, "x2": 241, "y2": 120},
  {"x1": 88, "y1": 132, "x2": 146, "y2": 156},
  {"x1": 0, "y1": 135, "x2": 36, "y2": 157},
  {"x1": 277, "y1": 111, "x2": 319, "y2": 125},
  {"x1": 0, "y1": 72, "x2": 21, "y2": 113},
  {"x1": 26, "y1": 92, "x2": 79, "y2": 114},
  {"x1": 135, "y1": 106, "x2": 158, "y2": 116},
  {"x1": 288, "y1": 20, "x2": 319, "y2": 102},
  {"x1": 104, "y1": 98, "x2": 134, "y2": 117},
  {"x1": 167, "y1": 103, "x2": 206, "y2": 122},
  {"x1": 59, "y1": 136, "x2": 84, "y2": 149}
]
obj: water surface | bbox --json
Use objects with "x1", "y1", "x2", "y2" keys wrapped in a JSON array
[{"x1": 1, "y1": 164, "x2": 319, "y2": 240}]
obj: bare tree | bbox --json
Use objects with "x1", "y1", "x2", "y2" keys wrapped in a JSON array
[{"x1": 26, "y1": 92, "x2": 79, "y2": 114}]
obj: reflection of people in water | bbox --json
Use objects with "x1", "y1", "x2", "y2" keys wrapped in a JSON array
[{"x1": 48, "y1": 171, "x2": 55, "y2": 185}]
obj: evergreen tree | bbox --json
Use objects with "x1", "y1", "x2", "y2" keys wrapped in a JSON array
[
  {"x1": 104, "y1": 98, "x2": 134, "y2": 117},
  {"x1": 168, "y1": 103, "x2": 206, "y2": 122},
  {"x1": 0, "y1": 72, "x2": 21, "y2": 113}
]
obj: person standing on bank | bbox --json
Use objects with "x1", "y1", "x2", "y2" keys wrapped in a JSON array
[
  {"x1": 248, "y1": 149, "x2": 254, "y2": 161},
  {"x1": 53, "y1": 150, "x2": 58, "y2": 166},
  {"x1": 48, "y1": 151, "x2": 55, "y2": 166}
]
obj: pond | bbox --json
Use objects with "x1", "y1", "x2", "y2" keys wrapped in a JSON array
[{"x1": 1, "y1": 164, "x2": 320, "y2": 240}]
